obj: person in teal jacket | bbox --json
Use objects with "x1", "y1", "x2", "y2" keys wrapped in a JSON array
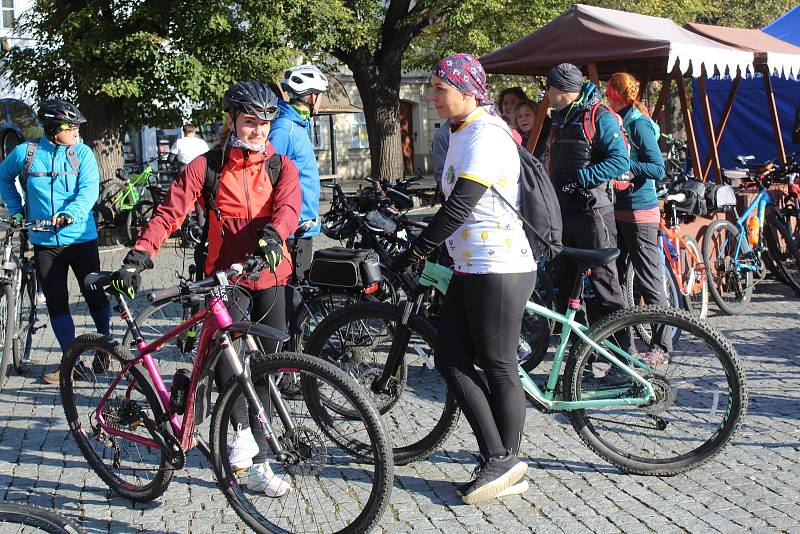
[
  {"x1": 607, "y1": 72, "x2": 671, "y2": 354},
  {"x1": 0, "y1": 99, "x2": 111, "y2": 384},
  {"x1": 269, "y1": 65, "x2": 329, "y2": 279}
]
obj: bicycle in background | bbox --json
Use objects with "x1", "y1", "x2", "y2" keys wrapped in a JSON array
[
  {"x1": 703, "y1": 154, "x2": 800, "y2": 314},
  {"x1": 0, "y1": 216, "x2": 52, "y2": 390}
]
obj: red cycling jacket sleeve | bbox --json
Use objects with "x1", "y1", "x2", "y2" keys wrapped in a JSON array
[{"x1": 133, "y1": 156, "x2": 207, "y2": 259}]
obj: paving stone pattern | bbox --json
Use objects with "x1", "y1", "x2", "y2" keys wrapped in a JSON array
[{"x1": 0, "y1": 238, "x2": 798, "y2": 534}]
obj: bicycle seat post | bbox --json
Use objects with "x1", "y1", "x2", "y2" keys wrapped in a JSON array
[{"x1": 568, "y1": 266, "x2": 587, "y2": 313}]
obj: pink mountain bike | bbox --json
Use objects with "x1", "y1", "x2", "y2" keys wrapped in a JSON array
[{"x1": 59, "y1": 258, "x2": 392, "y2": 534}]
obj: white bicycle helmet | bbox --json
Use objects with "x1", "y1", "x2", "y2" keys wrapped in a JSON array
[{"x1": 281, "y1": 65, "x2": 329, "y2": 98}]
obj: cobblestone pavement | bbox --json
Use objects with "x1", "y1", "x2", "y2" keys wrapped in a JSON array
[{"x1": 0, "y1": 236, "x2": 798, "y2": 534}]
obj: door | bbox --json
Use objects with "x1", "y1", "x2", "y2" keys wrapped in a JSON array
[{"x1": 399, "y1": 101, "x2": 415, "y2": 175}]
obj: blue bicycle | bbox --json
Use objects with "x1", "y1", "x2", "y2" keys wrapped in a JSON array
[{"x1": 702, "y1": 154, "x2": 800, "y2": 314}]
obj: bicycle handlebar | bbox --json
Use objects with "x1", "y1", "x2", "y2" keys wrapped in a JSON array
[{"x1": 146, "y1": 257, "x2": 263, "y2": 303}]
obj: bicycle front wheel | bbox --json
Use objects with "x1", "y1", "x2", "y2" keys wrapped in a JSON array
[
  {"x1": 0, "y1": 283, "x2": 15, "y2": 390},
  {"x1": 702, "y1": 219, "x2": 753, "y2": 315},
  {"x1": 211, "y1": 351, "x2": 393, "y2": 534},
  {"x1": 565, "y1": 306, "x2": 747, "y2": 475},
  {"x1": 13, "y1": 265, "x2": 37, "y2": 373},
  {"x1": 305, "y1": 302, "x2": 459, "y2": 465},
  {"x1": 0, "y1": 502, "x2": 85, "y2": 533}
]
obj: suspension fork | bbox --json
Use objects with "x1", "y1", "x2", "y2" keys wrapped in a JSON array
[
  {"x1": 372, "y1": 273, "x2": 425, "y2": 395},
  {"x1": 220, "y1": 332, "x2": 294, "y2": 462}
]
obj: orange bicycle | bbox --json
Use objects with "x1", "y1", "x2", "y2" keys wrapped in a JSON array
[{"x1": 624, "y1": 187, "x2": 709, "y2": 322}]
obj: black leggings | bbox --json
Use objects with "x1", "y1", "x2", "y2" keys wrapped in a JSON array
[
  {"x1": 435, "y1": 271, "x2": 536, "y2": 459},
  {"x1": 34, "y1": 240, "x2": 109, "y2": 316},
  {"x1": 214, "y1": 285, "x2": 289, "y2": 463}
]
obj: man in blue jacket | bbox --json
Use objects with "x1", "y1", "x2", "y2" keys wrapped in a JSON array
[
  {"x1": 269, "y1": 64, "x2": 329, "y2": 279},
  {"x1": 0, "y1": 99, "x2": 111, "y2": 384},
  {"x1": 545, "y1": 64, "x2": 631, "y2": 348}
]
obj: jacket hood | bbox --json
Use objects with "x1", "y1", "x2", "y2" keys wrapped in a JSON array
[{"x1": 277, "y1": 99, "x2": 308, "y2": 127}]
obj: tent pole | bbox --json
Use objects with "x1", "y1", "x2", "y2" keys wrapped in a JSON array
[
  {"x1": 701, "y1": 76, "x2": 740, "y2": 180},
  {"x1": 760, "y1": 66, "x2": 787, "y2": 165},
  {"x1": 652, "y1": 78, "x2": 672, "y2": 123},
  {"x1": 697, "y1": 75, "x2": 722, "y2": 183},
  {"x1": 674, "y1": 70, "x2": 703, "y2": 179},
  {"x1": 638, "y1": 61, "x2": 655, "y2": 101},
  {"x1": 587, "y1": 63, "x2": 600, "y2": 85},
  {"x1": 527, "y1": 96, "x2": 550, "y2": 155}
]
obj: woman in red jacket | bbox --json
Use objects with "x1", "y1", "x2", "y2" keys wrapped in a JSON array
[{"x1": 111, "y1": 80, "x2": 301, "y2": 497}]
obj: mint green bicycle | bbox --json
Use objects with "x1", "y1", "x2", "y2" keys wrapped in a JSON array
[{"x1": 306, "y1": 246, "x2": 747, "y2": 473}]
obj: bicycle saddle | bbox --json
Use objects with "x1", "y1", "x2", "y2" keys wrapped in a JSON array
[{"x1": 560, "y1": 246, "x2": 620, "y2": 267}]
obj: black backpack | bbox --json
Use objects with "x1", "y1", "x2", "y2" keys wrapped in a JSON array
[
  {"x1": 194, "y1": 147, "x2": 283, "y2": 274},
  {"x1": 490, "y1": 132, "x2": 564, "y2": 263}
]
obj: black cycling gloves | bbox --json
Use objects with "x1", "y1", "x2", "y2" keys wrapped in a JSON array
[
  {"x1": 110, "y1": 249, "x2": 153, "y2": 300},
  {"x1": 256, "y1": 224, "x2": 283, "y2": 272}
]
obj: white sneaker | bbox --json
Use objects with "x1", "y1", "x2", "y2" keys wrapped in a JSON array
[
  {"x1": 228, "y1": 424, "x2": 259, "y2": 472},
  {"x1": 240, "y1": 462, "x2": 291, "y2": 498}
]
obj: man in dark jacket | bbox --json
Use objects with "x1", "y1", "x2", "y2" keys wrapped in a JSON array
[{"x1": 545, "y1": 63, "x2": 631, "y2": 335}]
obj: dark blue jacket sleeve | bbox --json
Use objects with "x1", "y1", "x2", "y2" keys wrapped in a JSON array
[
  {"x1": 578, "y1": 112, "x2": 630, "y2": 189},
  {"x1": 628, "y1": 119, "x2": 665, "y2": 181}
]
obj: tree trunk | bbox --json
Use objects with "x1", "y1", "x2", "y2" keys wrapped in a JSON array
[
  {"x1": 77, "y1": 95, "x2": 126, "y2": 210},
  {"x1": 349, "y1": 60, "x2": 404, "y2": 180}
]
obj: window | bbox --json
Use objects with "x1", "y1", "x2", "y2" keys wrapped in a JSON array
[
  {"x1": 1, "y1": 0, "x2": 14, "y2": 29},
  {"x1": 350, "y1": 113, "x2": 369, "y2": 149},
  {"x1": 311, "y1": 117, "x2": 325, "y2": 150}
]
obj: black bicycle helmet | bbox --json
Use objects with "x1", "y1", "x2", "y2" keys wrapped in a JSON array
[
  {"x1": 37, "y1": 99, "x2": 87, "y2": 126},
  {"x1": 223, "y1": 80, "x2": 279, "y2": 121}
]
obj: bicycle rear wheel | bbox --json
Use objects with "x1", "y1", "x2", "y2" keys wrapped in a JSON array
[
  {"x1": 678, "y1": 235, "x2": 709, "y2": 318},
  {"x1": 0, "y1": 502, "x2": 85, "y2": 533},
  {"x1": 305, "y1": 302, "x2": 459, "y2": 465},
  {"x1": 565, "y1": 306, "x2": 746, "y2": 475},
  {"x1": 702, "y1": 219, "x2": 753, "y2": 315},
  {"x1": 60, "y1": 333, "x2": 173, "y2": 502},
  {"x1": 13, "y1": 264, "x2": 37, "y2": 373},
  {"x1": 125, "y1": 200, "x2": 155, "y2": 245},
  {"x1": 211, "y1": 351, "x2": 392, "y2": 534},
  {"x1": 0, "y1": 283, "x2": 15, "y2": 391}
]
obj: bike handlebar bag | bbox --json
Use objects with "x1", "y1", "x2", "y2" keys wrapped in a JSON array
[
  {"x1": 675, "y1": 179, "x2": 708, "y2": 216},
  {"x1": 308, "y1": 247, "x2": 382, "y2": 289}
]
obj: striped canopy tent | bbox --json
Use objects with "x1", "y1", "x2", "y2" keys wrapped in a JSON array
[
  {"x1": 684, "y1": 19, "x2": 800, "y2": 177},
  {"x1": 480, "y1": 4, "x2": 755, "y2": 178}
]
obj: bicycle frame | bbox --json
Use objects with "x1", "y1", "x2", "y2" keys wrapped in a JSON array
[
  {"x1": 415, "y1": 261, "x2": 656, "y2": 411},
  {"x1": 731, "y1": 186, "x2": 771, "y2": 273},
  {"x1": 96, "y1": 277, "x2": 290, "y2": 461},
  {"x1": 96, "y1": 290, "x2": 231, "y2": 451},
  {"x1": 660, "y1": 221, "x2": 704, "y2": 297},
  {"x1": 114, "y1": 166, "x2": 155, "y2": 211}
]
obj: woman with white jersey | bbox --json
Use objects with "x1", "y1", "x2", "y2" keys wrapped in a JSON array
[{"x1": 393, "y1": 53, "x2": 536, "y2": 504}]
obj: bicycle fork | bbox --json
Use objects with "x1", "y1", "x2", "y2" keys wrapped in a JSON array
[
  {"x1": 219, "y1": 332, "x2": 297, "y2": 464},
  {"x1": 372, "y1": 287, "x2": 426, "y2": 395}
]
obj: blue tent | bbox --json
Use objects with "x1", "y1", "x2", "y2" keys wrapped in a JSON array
[
  {"x1": 691, "y1": 8, "x2": 800, "y2": 172},
  {"x1": 764, "y1": 4, "x2": 800, "y2": 46}
]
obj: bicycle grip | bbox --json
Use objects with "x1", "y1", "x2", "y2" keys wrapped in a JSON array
[{"x1": 147, "y1": 286, "x2": 181, "y2": 303}]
